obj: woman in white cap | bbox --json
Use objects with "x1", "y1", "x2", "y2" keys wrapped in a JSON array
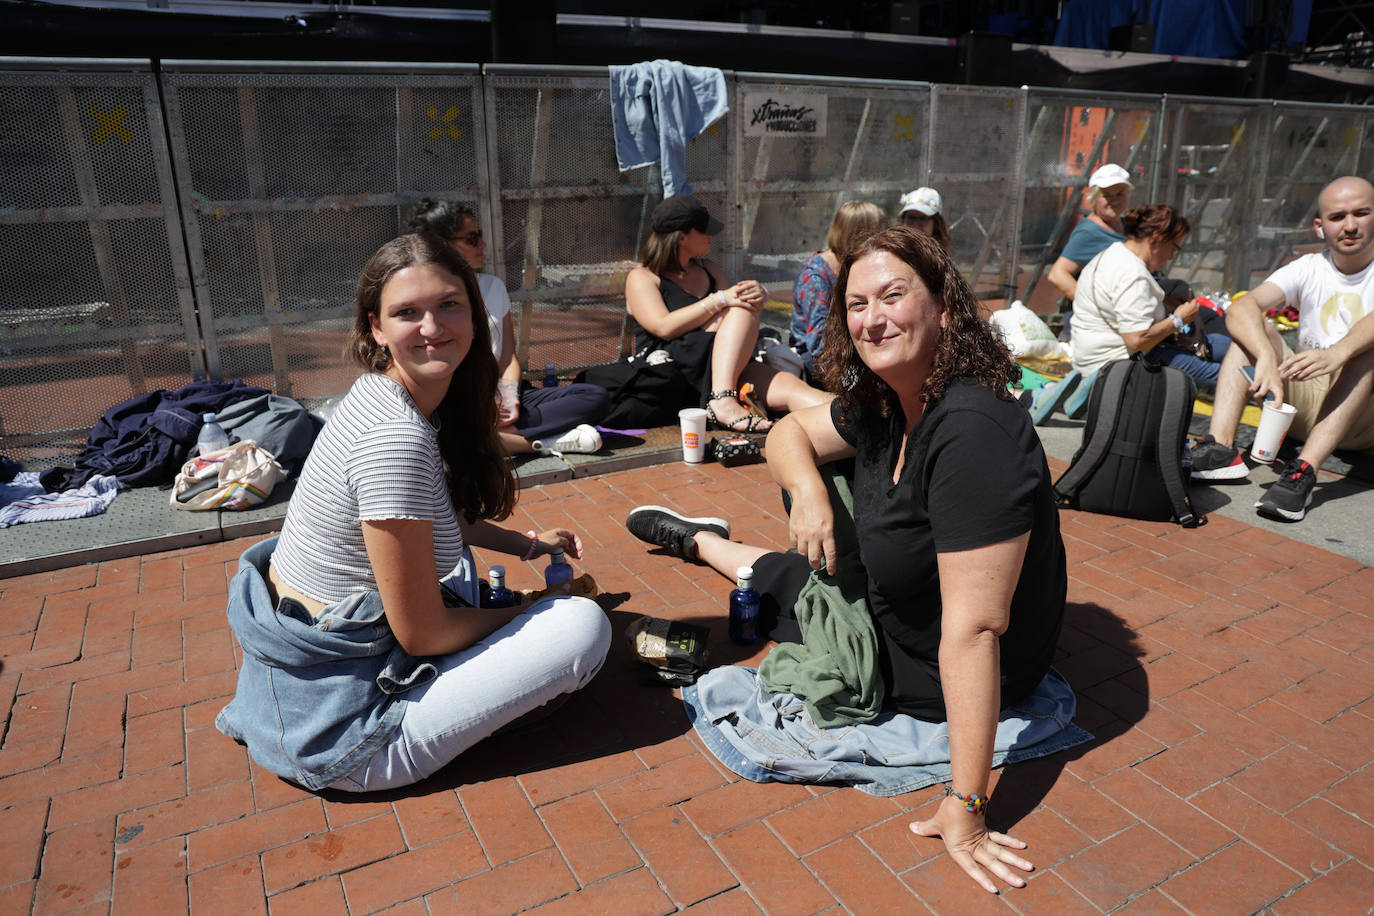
[
  {"x1": 898, "y1": 187, "x2": 953, "y2": 253},
  {"x1": 1047, "y1": 163, "x2": 1133, "y2": 304},
  {"x1": 626, "y1": 195, "x2": 829, "y2": 432}
]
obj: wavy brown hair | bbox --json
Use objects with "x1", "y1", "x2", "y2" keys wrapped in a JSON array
[
  {"x1": 820, "y1": 227, "x2": 1018, "y2": 422},
  {"x1": 640, "y1": 228, "x2": 691, "y2": 277},
  {"x1": 1121, "y1": 203, "x2": 1190, "y2": 244},
  {"x1": 348, "y1": 233, "x2": 516, "y2": 523}
]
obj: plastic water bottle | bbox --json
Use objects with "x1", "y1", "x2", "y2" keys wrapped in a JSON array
[
  {"x1": 195, "y1": 412, "x2": 229, "y2": 456},
  {"x1": 729, "y1": 566, "x2": 760, "y2": 645},
  {"x1": 544, "y1": 548, "x2": 574, "y2": 592},
  {"x1": 543, "y1": 363, "x2": 558, "y2": 388},
  {"x1": 485, "y1": 565, "x2": 516, "y2": 608}
]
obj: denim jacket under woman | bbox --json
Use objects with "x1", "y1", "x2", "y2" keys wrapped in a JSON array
[{"x1": 216, "y1": 536, "x2": 476, "y2": 791}]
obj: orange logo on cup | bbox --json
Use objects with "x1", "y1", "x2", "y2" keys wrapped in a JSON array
[{"x1": 683, "y1": 432, "x2": 699, "y2": 448}]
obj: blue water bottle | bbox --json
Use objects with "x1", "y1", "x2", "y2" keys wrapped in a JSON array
[
  {"x1": 729, "y1": 566, "x2": 760, "y2": 645},
  {"x1": 544, "y1": 548, "x2": 574, "y2": 592},
  {"x1": 486, "y1": 565, "x2": 515, "y2": 608},
  {"x1": 543, "y1": 363, "x2": 558, "y2": 388}
]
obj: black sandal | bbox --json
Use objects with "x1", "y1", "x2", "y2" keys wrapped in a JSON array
[{"x1": 706, "y1": 390, "x2": 771, "y2": 433}]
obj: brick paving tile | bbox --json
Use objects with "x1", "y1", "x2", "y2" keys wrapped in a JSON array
[
  {"x1": 1062, "y1": 722, "x2": 1165, "y2": 783},
  {"x1": 622, "y1": 806, "x2": 739, "y2": 907},
  {"x1": 1227, "y1": 743, "x2": 1346, "y2": 814},
  {"x1": 266, "y1": 875, "x2": 346, "y2": 916},
  {"x1": 1292, "y1": 795, "x2": 1374, "y2": 866},
  {"x1": 1005, "y1": 870, "x2": 1101, "y2": 916},
  {"x1": 1133, "y1": 731, "x2": 1254, "y2": 798},
  {"x1": 47, "y1": 762, "x2": 187, "y2": 830},
  {"x1": 389, "y1": 789, "x2": 468, "y2": 848},
  {"x1": 678, "y1": 775, "x2": 812, "y2": 837},
  {"x1": 33, "y1": 816, "x2": 115, "y2": 914},
  {"x1": 339, "y1": 831, "x2": 487, "y2": 914},
  {"x1": 803, "y1": 836, "x2": 921, "y2": 915},
  {"x1": 989, "y1": 805, "x2": 1094, "y2": 872},
  {"x1": 0, "y1": 799, "x2": 50, "y2": 887},
  {"x1": 1040, "y1": 769, "x2": 1136, "y2": 842},
  {"x1": 597, "y1": 752, "x2": 728, "y2": 822},
  {"x1": 1191, "y1": 783, "x2": 1345, "y2": 879},
  {"x1": 1268, "y1": 860, "x2": 1374, "y2": 915},
  {"x1": 764, "y1": 788, "x2": 902, "y2": 857},
  {"x1": 1112, "y1": 888, "x2": 1188, "y2": 913},
  {"x1": 459, "y1": 774, "x2": 552, "y2": 865},
  {"x1": 1272, "y1": 669, "x2": 1374, "y2": 724},
  {"x1": 518, "y1": 748, "x2": 645, "y2": 806},
  {"x1": 856, "y1": 793, "x2": 943, "y2": 873},
  {"x1": 522, "y1": 867, "x2": 677, "y2": 916},
  {"x1": 1157, "y1": 840, "x2": 1303, "y2": 913},
  {"x1": 539, "y1": 790, "x2": 643, "y2": 885},
  {"x1": 1159, "y1": 688, "x2": 1287, "y2": 760},
  {"x1": 1093, "y1": 767, "x2": 1234, "y2": 859},
  {"x1": 187, "y1": 855, "x2": 268, "y2": 916},
  {"x1": 260, "y1": 812, "x2": 406, "y2": 894},
  {"x1": 424, "y1": 847, "x2": 577, "y2": 915},
  {"x1": 321, "y1": 796, "x2": 394, "y2": 829},
  {"x1": 115, "y1": 780, "x2": 255, "y2": 851},
  {"x1": 1054, "y1": 822, "x2": 1194, "y2": 910},
  {"x1": 122, "y1": 706, "x2": 186, "y2": 775},
  {"x1": 186, "y1": 798, "x2": 327, "y2": 872},
  {"x1": 712, "y1": 821, "x2": 835, "y2": 916},
  {"x1": 679, "y1": 887, "x2": 765, "y2": 914},
  {"x1": 110, "y1": 835, "x2": 189, "y2": 916}
]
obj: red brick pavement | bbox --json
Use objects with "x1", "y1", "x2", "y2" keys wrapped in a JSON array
[{"x1": 2, "y1": 459, "x2": 1373, "y2": 914}]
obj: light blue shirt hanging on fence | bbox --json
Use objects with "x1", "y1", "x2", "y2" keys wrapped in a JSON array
[{"x1": 610, "y1": 60, "x2": 729, "y2": 198}]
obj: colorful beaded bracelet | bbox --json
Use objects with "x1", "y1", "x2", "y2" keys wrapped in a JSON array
[
  {"x1": 522, "y1": 530, "x2": 540, "y2": 561},
  {"x1": 944, "y1": 785, "x2": 987, "y2": 814}
]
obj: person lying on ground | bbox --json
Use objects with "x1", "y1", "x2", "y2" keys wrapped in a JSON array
[
  {"x1": 1189, "y1": 175, "x2": 1374, "y2": 523},
  {"x1": 216, "y1": 233, "x2": 610, "y2": 793},
  {"x1": 626, "y1": 195, "x2": 831, "y2": 433}
]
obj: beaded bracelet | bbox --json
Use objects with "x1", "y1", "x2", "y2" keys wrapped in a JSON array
[
  {"x1": 521, "y1": 530, "x2": 540, "y2": 561},
  {"x1": 944, "y1": 785, "x2": 987, "y2": 814}
]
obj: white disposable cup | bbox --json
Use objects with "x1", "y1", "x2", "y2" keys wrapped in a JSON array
[
  {"x1": 678, "y1": 408, "x2": 708, "y2": 464},
  {"x1": 1251, "y1": 401, "x2": 1298, "y2": 463},
  {"x1": 497, "y1": 381, "x2": 519, "y2": 422}
]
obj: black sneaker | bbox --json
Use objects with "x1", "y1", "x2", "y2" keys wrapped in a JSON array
[
  {"x1": 626, "y1": 506, "x2": 730, "y2": 560},
  {"x1": 1189, "y1": 435, "x2": 1249, "y2": 480},
  {"x1": 1255, "y1": 458, "x2": 1316, "y2": 522}
]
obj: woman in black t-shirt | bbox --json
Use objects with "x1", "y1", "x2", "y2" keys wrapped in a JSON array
[{"x1": 626, "y1": 228, "x2": 1066, "y2": 895}]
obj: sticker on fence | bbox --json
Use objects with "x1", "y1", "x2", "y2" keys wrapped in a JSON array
[{"x1": 743, "y1": 91, "x2": 827, "y2": 137}]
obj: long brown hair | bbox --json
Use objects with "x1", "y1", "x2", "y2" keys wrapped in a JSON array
[
  {"x1": 826, "y1": 201, "x2": 886, "y2": 259},
  {"x1": 640, "y1": 228, "x2": 689, "y2": 277},
  {"x1": 821, "y1": 227, "x2": 1017, "y2": 422},
  {"x1": 349, "y1": 233, "x2": 516, "y2": 523},
  {"x1": 1121, "y1": 204, "x2": 1190, "y2": 244}
]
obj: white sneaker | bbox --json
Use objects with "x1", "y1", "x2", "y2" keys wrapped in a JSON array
[{"x1": 535, "y1": 424, "x2": 602, "y2": 456}]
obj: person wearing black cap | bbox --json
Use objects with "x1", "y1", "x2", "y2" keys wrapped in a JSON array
[{"x1": 626, "y1": 196, "x2": 829, "y2": 431}]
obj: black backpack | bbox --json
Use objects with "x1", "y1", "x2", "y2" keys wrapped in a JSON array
[
  {"x1": 1053, "y1": 355, "x2": 1205, "y2": 528},
  {"x1": 575, "y1": 359, "x2": 698, "y2": 429}
]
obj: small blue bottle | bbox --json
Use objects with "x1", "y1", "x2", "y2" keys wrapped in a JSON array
[
  {"x1": 544, "y1": 548, "x2": 574, "y2": 592},
  {"x1": 543, "y1": 363, "x2": 558, "y2": 388},
  {"x1": 729, "y1": 566, "x2": 760, "y2": 645},
  {"x1": 486, "y1": 565, "x2": 515, "y2": 608}
]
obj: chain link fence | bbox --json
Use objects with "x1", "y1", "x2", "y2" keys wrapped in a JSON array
[{"x1": 3, "y1": 58, "x2": 1372, "y2": 460}]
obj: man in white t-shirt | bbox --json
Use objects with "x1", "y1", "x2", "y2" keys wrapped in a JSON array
[{"x1": 1189, "y1": 176, "x2": 1374, "y2": 522}]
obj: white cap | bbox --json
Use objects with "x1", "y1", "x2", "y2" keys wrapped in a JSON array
[
  {"x1": 898, "y1": 187, "x2": 942, "y2": 216},
  {"x1": 1088, "y1": 164, "x2": 1132, "y2": 190}
]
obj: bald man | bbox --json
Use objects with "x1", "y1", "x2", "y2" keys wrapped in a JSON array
[{"x1": 1189, "y1": 175, "x2": 1374, "y2": 522}]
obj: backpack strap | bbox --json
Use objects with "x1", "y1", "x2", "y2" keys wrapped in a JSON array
[
  {"x1": 1156, "y1": 366, "x2": 1206, "y2": 528},
  {"x1": 1053, "y1": 359, "x2": 1131, "y2": 506}
]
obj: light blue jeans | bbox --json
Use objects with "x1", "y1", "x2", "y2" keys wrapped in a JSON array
[{"x1": 328, "y1": 595, "x2": 610, "y2": 792}]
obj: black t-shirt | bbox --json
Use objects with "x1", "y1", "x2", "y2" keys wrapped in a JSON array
[{"x1": 832, "y1": 380, "x2": 1067, "y2": 721}]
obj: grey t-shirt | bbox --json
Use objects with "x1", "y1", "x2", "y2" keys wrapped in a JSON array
[{"x1": 271, "y1": 373, "x2": 463, "y2": 604}]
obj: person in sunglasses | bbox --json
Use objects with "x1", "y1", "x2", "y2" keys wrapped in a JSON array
[{"x1": 407, "y1": 199, "x2": 609, "y2": 456}]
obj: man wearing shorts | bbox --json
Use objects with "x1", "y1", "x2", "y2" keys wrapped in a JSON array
[{"x1": 1189, "y1": 175, "x2": 1374, "y2": 522}]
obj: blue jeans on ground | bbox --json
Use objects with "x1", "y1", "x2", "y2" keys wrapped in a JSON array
[{"x1": 1144, "y1": 333, "x2": 1231, "y2": 389}]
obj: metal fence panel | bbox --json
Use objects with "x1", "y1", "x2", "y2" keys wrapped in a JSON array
[
  {"x1": 733, "y1": 74, "x2": 930, "y2": 295},
  {"x1": 160, "y1": 62, "x2": 486, "y2": 399},
  {"x1": 0, "y1": 60, "x2": 200, "y2": 465},
  {"x1": 928, "y1": 84, "x2": 1026, "y2": 298},
  {"x1": 1016, "y1": 91, "x2": 1164, "y2": 306}
]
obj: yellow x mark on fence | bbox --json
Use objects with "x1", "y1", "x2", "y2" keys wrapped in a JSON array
[
  {"x1": 426, "y1": 106, "x2": 462, "y2": 140},
  {"x1": 893, "y1": 113, "x2": 914, "y2": 141},
  {"x1": 87, "y1": 104, "x2": 133, "y2": 144}
]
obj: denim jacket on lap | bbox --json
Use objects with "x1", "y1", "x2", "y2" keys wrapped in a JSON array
[{"x1": 216, "y1": 536, "x2": 474, "y2": 791}]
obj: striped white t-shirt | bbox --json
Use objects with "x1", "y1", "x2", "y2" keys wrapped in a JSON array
[{"x1": 271, "y1": 373, "x2": 464, "y2": 604}]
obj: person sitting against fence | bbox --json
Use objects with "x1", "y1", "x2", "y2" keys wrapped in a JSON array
[
  {"x1": 791, "y1": 201, "x2": 886, "y2": 383},
  {"x1": 1189, "y1": 175, "x2": 1374, "y2": 522},
  {"x1": 897, "y1": 187, "x2": 952, "y2": 253},
  {"x1": 216, "y1": 233, "x2": 611, "y2": 793},
  {"x1": 1047, "y1": 163, "x2": 1133, "y2": 338},
  {"x1": 626, "y1": 227, "x2": 1065, "y2": 894},
  {"x1": 626, "y1": 195, "x2": 830, "y2": 432},
  {"x1": 406, "y1": 199, "x2": 609, "y2": 456},
  {"x1": 1070, "y1": 203, "x2": 1225, "y2": 388}
]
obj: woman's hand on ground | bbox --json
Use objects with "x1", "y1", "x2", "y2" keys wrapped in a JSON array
[
  {"x1": 787, "y1": 489, "x2": 837, "y2": 575},
  {"x1": 535, "y1": 528, "x2": 584, "y2": 560},
  {"x1": 910, "y1": 796, "x2": 1033, "y2": 894}
]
